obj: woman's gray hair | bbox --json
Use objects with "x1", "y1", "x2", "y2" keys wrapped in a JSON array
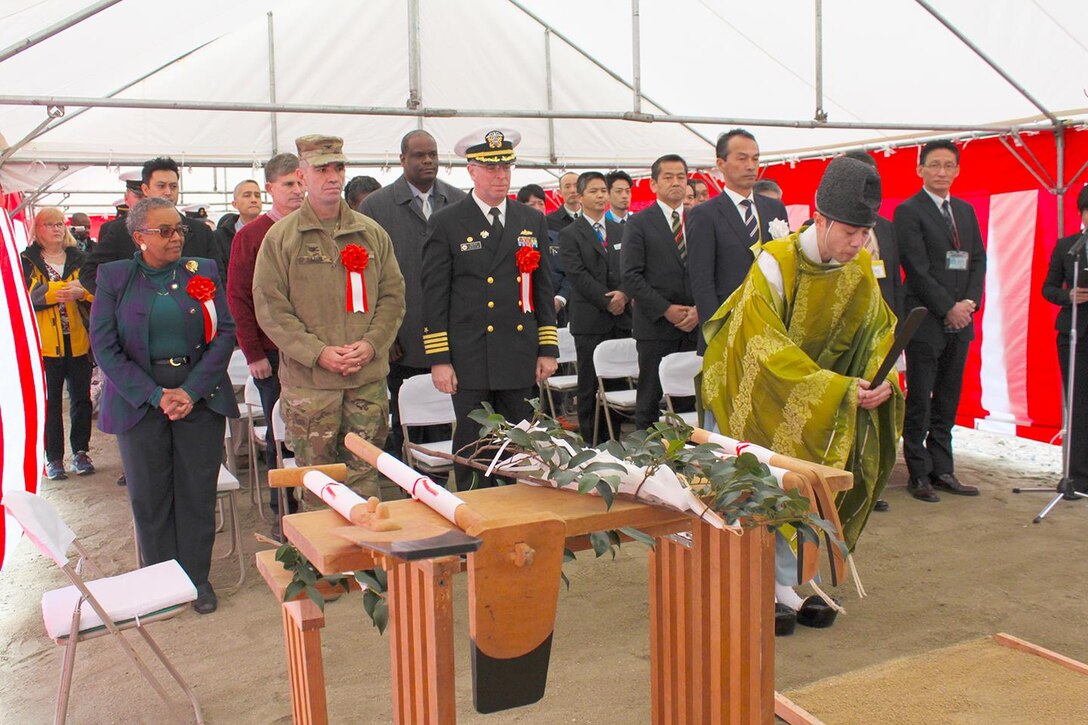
[{"x1": 125, "y1": 197, "x2": 179, "y2": 235}]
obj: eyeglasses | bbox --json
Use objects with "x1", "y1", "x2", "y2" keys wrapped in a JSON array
[
  {"x1": 136, "y1": 224, "x2": 189, "y2": 238},
  {"x1": 923, "y1": 162, "x2": 958, "y2": 171}
]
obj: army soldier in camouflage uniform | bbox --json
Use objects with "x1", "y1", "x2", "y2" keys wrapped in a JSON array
[
  {"x1": 421, "y1": 127, "x2": 559, "y2": 488},
  {"x1": 254, "y1": 135, "x2": 405, "y2": 497}
]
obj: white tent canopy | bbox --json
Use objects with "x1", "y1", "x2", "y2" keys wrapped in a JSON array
[{"x1": 0, "y1": 0, "x2": 1085, "y2": 215}]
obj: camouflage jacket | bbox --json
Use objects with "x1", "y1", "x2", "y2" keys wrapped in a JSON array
[{"x1": 253, "y1": 199, "x2": 405, "y2": 389}]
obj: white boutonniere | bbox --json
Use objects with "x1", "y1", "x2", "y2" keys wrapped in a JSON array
[{"x1": 768, "y1": 218, "x2": 791, "y2": 240}]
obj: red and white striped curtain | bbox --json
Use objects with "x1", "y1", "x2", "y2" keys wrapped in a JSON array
[{"x1": 0, "y1": 200, "x2": 46, "y2": 572}]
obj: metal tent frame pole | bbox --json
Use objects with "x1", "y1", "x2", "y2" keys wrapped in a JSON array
[
  {"x1": 0, "y1": 0, "x2": 123, "y2": 65},
  {"x1": 0, "y1": 94, "x2": 1033, "y2": 134},
  {"x1": 267, "y1": 12, "x2": 279, "y2": 154}
]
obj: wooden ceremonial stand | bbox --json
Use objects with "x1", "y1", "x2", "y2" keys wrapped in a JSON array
[{"x1": 258, "y1": 461, "x2": 849, "y2": 724}]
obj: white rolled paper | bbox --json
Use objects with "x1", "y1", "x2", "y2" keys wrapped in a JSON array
[
  {"x1": 372, "y1": 451, "x2": 463, "y2": 525},
  {"x1": 303, "y1": 470, "x2": 367, "y2": 522}
]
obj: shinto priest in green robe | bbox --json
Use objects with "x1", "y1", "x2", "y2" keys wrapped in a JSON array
[{"x1": 701, "y1": 204, "x2": 904, "y2": 553}]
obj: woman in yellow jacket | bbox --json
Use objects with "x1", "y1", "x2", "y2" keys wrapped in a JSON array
[{"x1": 21, "y1": 207, "x2": 96, "y2": 480}]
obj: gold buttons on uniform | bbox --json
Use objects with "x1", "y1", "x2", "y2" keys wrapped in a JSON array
[
  {"x1": 516, "y1": 324, "x2": 524, "y2": 332},
  {"x1": 487, "y1": 276, "x2": 494, "y2": 284},
  {"x1": 487, "y1": 325, "x2": 494, "y2": 333},
  {"x1": 487, "y1": 301, "x2": 495, "y2": 308}
]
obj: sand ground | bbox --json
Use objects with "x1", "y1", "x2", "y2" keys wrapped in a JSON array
[{"x1": 1, "y1": 425, "x2": 1085, "y2": 724}]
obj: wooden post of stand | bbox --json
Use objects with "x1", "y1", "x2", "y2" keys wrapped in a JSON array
[
  {"x1": 282, "y1": 598, "x2": 328, "y2": 725},
  {"x1": 649, "y1": 521, "x2": 775, "y2": 724},
  {"x1": 386, "y1": 556, "x2": 460, "y2": 725}
]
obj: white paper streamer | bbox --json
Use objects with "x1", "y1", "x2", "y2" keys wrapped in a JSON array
[
  {"x1": 303, "y1": 470, "x2": 366, "y2": 522},
  {"x1": 373, "y1": 451, "x2": 463, "y2": 525}
]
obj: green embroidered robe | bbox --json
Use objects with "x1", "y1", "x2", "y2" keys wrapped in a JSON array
[{"x1": 701, "y1": 231, "x2": 904, "y2": 550}]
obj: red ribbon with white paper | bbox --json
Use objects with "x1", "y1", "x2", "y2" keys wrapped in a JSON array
[
  {"x1": 341, "y1": 244, "x2": 370, "y2": 313},
  {"x1": 515, "y1": 246, "x2": 540, "y2": 314},
  {"x1": 186, "y1": 275, "x2": 218, "y2": 343}
]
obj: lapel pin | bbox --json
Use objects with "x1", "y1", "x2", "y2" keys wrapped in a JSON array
[{"x1": 185, "y1": 260, "x2": 198, "y2": 273}]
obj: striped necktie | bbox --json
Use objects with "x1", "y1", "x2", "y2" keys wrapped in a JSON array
[
  {"x1": 740, "y1": 198, "x2": 759, "y2": 244},
  {"x1": 593, "y1": 222, "x2": 606, "y2": 248},
  {"x1": 671, "y1": 210, "x2": 686, "y2": 261},
  {"x1": 941, "y1": 200, "x2": 961, "y2": 249},
  {"x1": 864, "y1": 228, "x2": 881, "y2": 260}
]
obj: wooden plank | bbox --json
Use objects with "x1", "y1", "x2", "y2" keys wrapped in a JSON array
[
  {"x1": 773, "y1": 692, "x2": 826, "y2": 725},
  {"x1": 284, "y1": 484, "x2": 689, "y2": 576},
  {"x1": 268, "y1": 463, "x2": 349, "y2": 488},
  {"x1": 993, "y1": 633, "x2": 1088, "y2": 677}
]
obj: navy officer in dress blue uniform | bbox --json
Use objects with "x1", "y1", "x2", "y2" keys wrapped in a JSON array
[{"x1": 421, "y1": 127, "x2": 559, "y2": 488}]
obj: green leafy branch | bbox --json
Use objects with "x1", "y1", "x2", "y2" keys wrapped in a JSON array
[{"x1": 275, "y1": 542, "x2": 390, "y2": 634}]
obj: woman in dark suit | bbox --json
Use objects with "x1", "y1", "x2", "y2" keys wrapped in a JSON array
[
  {"x1": 1042, "y1": 186, "x2": 1088, "y2": 495},
  {"x1": 90, "y1": 197, "x2": 238, "y2": 614}
]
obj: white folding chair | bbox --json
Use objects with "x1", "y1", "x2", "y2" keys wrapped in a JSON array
[
  {"x1": 214, "y1": 423, "x2": 245, "y2": 592},
  {"x1": 243, "y1": 377, "x2": 270, "y2": 521},
  {"x1": 4, "y1": 490, "x2": 204, "y2": 725},
  {"x1": 541, "y1": 326, "x2": 579, "y2": 416},
  {"x1": 658, "y1": 350, "x2": 703, "y2": 428},
  {"x1": 227, "y1": 348, "x2": 249, "y2": 390},
  {"x1": 270, "y1": 399, "x2": 296, "y2": 470},
  {"x1": 269, "y1": 399, "x2": 298, "y2": 520},
  {"x1": 592, "y1": 338, "x2": 640, "y2": 442},
  {"x1": 398, "y1": 374, "x2": 456, "y2": 476}
]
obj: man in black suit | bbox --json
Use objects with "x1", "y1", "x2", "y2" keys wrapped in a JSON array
[
  {"x1": 360, "y1": 130, "x2": 466, "y2": 459},
  {"x1": 83, "y1": 157, "x2": 224, "y2": 295},
  {"x1": 622, "y1": 154, "x2": 698, "y2": 430},
  {"x1": 1041, "y1": 186, "x2": 1088, "y2": 494},
  {"x1": 606, "y1": 170, "x2": 633, "y2": 225},
  {"x1": 895, "y1": 140, "x2": 986, "y2": 502},
  {"x1": 559, "y1": 171, "x2": 630, "y2": 443},
  {"x1": 546, "y1": 172, "x2": 581, "y2": 232},
  {"x1": 421, "y1": 128, "x2": 559, "y2": 488},
  {"x1": 687, "y1": 129, "x2": 790, "y2": 352}
]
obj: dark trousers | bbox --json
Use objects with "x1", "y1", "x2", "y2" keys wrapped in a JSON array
[
  {"x1": 386, "y1": 360, "x2": 450, "y2": 456},
  {"x1": 573, "y1": 330, "x2": 628, "y2": 445},
  {"x1": 116, "y1": 363, "x2": 225, "y2": 586},
  {"x1": 903, "y1": 334, "x2": 970, "y2": 480},
  {"x1": 43, "y1": 337, "x2": 93, "y2": 462},
  {"x1": 252, "y1": 349, "x2": 297, "y2": 514},
  {"x1": 1057, "y1": 332, "x2": 1088, "y2": 485},
  {"x1": 451, "y1": 386, "x2": 534, "y2": 489},
  {"x1": 635, "y1": 336, "x2": 696, "y2": 431}
]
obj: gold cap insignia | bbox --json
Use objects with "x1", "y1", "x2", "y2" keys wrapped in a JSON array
[{"x1": 485, "y1": 130, "x2": 504, "y2": 149}]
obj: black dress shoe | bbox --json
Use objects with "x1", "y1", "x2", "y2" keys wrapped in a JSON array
[
  {"x1": 192, "y1": 582, "x2": 218, "y2": 615},
  {"x1": 908, "y1": 477, "x2": 940, "y2": 503},
  {"x1": 931, "y1": 473, "x2": 979, "y2": 496},
  {"x1": 775, "y1": 603, "x2": 797, "y2": 637},
  {"x1": 796, "y1": 596, "x2": 838, "y2": 629},
  {"x1": 873, "y1": 499, "x2": 890, "y2": 512}
]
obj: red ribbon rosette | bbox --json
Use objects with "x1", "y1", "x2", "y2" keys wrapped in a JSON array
[
  {"x1": 186, "y1": 275, "x2": 218, "y2": 343},
  {"x1": 341, "y1": 244, "x2": 370, "y2": 313},
  {"x1": 515, "y1": 246, "x2": 540, "y2": 313}
]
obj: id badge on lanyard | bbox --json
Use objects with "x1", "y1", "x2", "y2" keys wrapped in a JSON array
[{"x1": 946, "y1": 250, "x2": 969, "y2": 271}]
